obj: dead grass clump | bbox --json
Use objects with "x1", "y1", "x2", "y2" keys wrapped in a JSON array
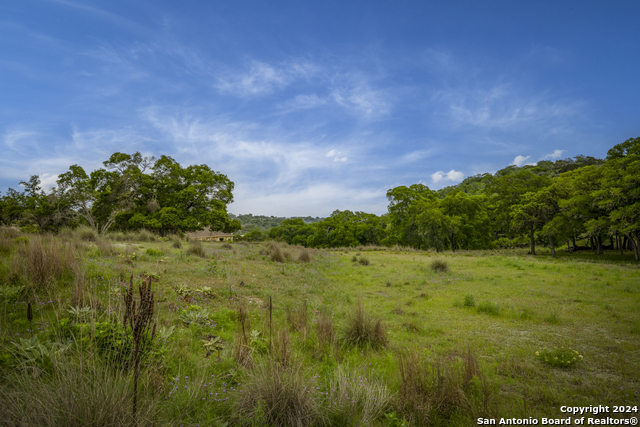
[
  {"x1": 70, "y1": 260, "x2": 88, "y2": 307},
  {"x1": 298, "y1": 249, "x2": 312, "y2": 263},
  {"x1": 276, "y1": 328, "x2": 292, "y2": 367},
  {"x1": 74, "y1": 226, "x2": 97, "y2": 242},
  {"x1": 0, "y1": 227, "x2": 17, "y2": 254},
  {"x1": 286, "y1": 302, "x2": 308, "y2": 332},
  {"x1": 265, "y1": 242, "x2": 285, "y2": 263},
  {"x1": 430, "y1": 259, "x2": 449, "y2": 273},
  {"x1": 358, "y1": 256, "x2": 370, "y2": 266},
  {"x1": 11, "y1": 235, "x2": 74, "y2": 294},
  {"x1": 316, "y1": 311, "x2": 335, "y2": 348},
  {"x1": 186, "y1": 240, "x2": 206, "y2": 258},
  {"x1": 96, "y1": 239, "x2": 117, "y2": 256},
  {"x1": 233, "y1": 360, "x2": 324, "y2": 427},
  {"x1": 396, "y1": 349, "x2": 491, "y2": 425},
  {"x1": 221, "y1": 242, "x2": 233, "y2": 249},
  {"x1": 171, "y1": 237, "x2": 182, "y2": 249},
  {"x1": 0, "y1": 353, "x2": 158, "y2": 427},
  {"x1": 343, "y1": 301, "x2": 388, "y2": 349}
]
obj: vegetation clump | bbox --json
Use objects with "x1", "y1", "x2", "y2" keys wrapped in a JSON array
[
  {"x1": 430, "y1": 259, "x2": 449, "y2": 273},
  {"x1": 536, "y1": 347, "x2": 583, "y2": 368},
  {"x1": 186, "y1": 240, "x2": 206, "y2": 258},
  {"x1": 343, "y1": 301, "x2": 388, "y2": 349}
]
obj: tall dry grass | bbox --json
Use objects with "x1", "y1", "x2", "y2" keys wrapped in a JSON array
[
  {"x1": 343, "y1": 301, "x2": 388, "y2": 349},
  {"x1": 11, "y1": 235, "x2": 75, "y2": 294}
]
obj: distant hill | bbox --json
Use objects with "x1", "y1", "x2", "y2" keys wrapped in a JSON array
[{"x1": 229, "y1": 213, "x2": 324, "y2": 233}]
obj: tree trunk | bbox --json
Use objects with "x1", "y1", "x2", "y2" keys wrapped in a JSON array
[
  {"x1": 549, "y1": 235, "x2": 556, "y2": 257},
  {"x1": 589, "y1": 236, "x2": 594, "y2": 250},
  {"x1": 451, "y1": 233, "x2": 456, "y2": 253},
  {"x1": 618, "y1": 233, "x2": 624, "y2": 256},
  {"x1": 572, "y1": 234, "x2": 577, "y2": 251},
  {"x1": 530, "y1": 226, "x2": 536, "y2": 256},
  {"x1": 595, "y1": 235, "x2": 602, "y2": 255}
]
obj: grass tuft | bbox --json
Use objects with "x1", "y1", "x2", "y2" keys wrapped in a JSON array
[
  {"x1": 430, "y1": 259, "x2": 449, "y2": 273},
  {"x1": 343, "y1": 300, "x2": 388, "y2": 349},
  {"x1": 186, "y1": 240, "x2": 206, "y2": 258}
]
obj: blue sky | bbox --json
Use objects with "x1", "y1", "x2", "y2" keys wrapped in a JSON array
[{"x1": 1, "y1": 1, "x2": 639, "y2": 216}]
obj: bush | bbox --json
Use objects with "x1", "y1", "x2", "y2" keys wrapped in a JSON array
[
  {"x1": 233, "y1": 360, "x2": 324, "y2": 427},
  {"x1": 134, "y1": 229, "x2": 156, "y2": 242},
  {"x1": 145, "y1": 248, "x2": 164, "y2": 257},
  {"x1": 358, "y1": 256, "x2": 370, "y2": 266},
  {"x1": 343, "y1": 301, "x2": 388, "y2": 349},
  {"x1": 221, "y1": 242, "x2": 233, "y2": 250},
  {"x1": 186, "y1": 240, "x2": 206, "y2": 258},
  {"x1": 430, "y1": 259, "x2": 449, "y2": 273}
]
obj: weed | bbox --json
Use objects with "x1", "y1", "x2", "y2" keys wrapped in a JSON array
[{"x1": 535, "y1": 347, "x2": 583, "y2": 368}]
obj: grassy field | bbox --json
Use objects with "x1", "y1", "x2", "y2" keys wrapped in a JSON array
[{"x1": 0, "y1": 229, "x2": 639, "y2": 426}]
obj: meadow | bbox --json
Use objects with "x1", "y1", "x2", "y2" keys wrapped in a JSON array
[{"x1": 0, "y1": 227, "x2": 638, "y2": 426}]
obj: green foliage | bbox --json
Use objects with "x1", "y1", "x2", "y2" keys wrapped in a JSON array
[
  {"x1": 10, "y1": 335, "x2": 68, "y2": 373},
  {"x1": 0, "y1": 285, "x2": 25, "y2": 303},
  {"x1": 145, "y1": 247, "x2": 164, "y2": 257},
  {"x1": 463, "y1": 294, "x2": 476, "y2": 308},
  {"x1": 536, "y1": 347, "x2": 583, "y2": 368},
  {"x1": 180, "y1": 306, "x2": 211, "y2": 326},
  {"x1": 476, "y1": 300, "x2": 501, "y2": 316}
]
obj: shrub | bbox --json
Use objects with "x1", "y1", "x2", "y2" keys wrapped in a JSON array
[
  {"x1": 358, "y1": 256, "x2": 370, "y2": 266},
  {"x1": 343, "y1": 301, "x2": 388, "y2": 349},
  {"x1": 233, "y1": 360, "x2": 324, "y2": 427},
  {"x1": 298, "y1": 249, "x2": 312, "y2": 263},
  {"x1": 430, "y1": 259, "x2": 449, "y2": 273},
  {"x1": 186, "y1": 240, "x2": 206, "y2": 258},
  {"x1": 535, "y1": 347, "x2": 583, "y2": 368},
  {"x1": 221, "y1": 242, "x2": 233, "y2": 249},
  {"x1": 134, "y1": 229, "x2": 156, "y2": 242}
]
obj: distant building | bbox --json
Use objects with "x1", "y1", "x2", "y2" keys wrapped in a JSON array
[{"x1": 186, "y1": 226, "x2": 234, "y2": 242}]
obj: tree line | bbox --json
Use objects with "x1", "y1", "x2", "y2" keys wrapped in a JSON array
[
  {"x1": 0, "y1": 152, "x2": 241, "y2": 236},
  {"x1": 245, "y1": 138, "x2": 640, "y2": 261}
]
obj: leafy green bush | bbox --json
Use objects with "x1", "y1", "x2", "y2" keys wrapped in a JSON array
[{"x1": 536, "y1": 347, "x2": 583, "y2": 368}]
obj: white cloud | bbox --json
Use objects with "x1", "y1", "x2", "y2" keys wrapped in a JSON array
[
  {"x1": 334, "y1": 157, "x2": 347, "y2": 162},
  {"x1": 511, "y1": 155, "x2": 532, "y2": 167},
  {"x1": 216, "y1": 60, "x2": 316, "y2": 96},
  {"x1": 431, "y1": 169, "x2": 464, "y2": 184},
  {"x1": 326, "y1": 149, "x2": 337, "y2": 157},
  {"x1": 542, "y1": 149, "x2": 565, "y2": 160}
]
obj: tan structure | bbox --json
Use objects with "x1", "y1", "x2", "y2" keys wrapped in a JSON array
[{"x1": 186, "y1": 226, "x2": 234, "y2": 242}]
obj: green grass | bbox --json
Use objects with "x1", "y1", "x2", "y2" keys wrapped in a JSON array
[{"x1": 1, "y1": 233, "x2": 639, "y2": 426}]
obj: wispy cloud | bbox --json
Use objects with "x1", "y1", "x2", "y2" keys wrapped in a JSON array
[
  {"x1": 431, "y1": 169, "x2": 464, "y2": 183},
  {"x1": 216, "y1": 60, "x2": 317, "y2": 96}
]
